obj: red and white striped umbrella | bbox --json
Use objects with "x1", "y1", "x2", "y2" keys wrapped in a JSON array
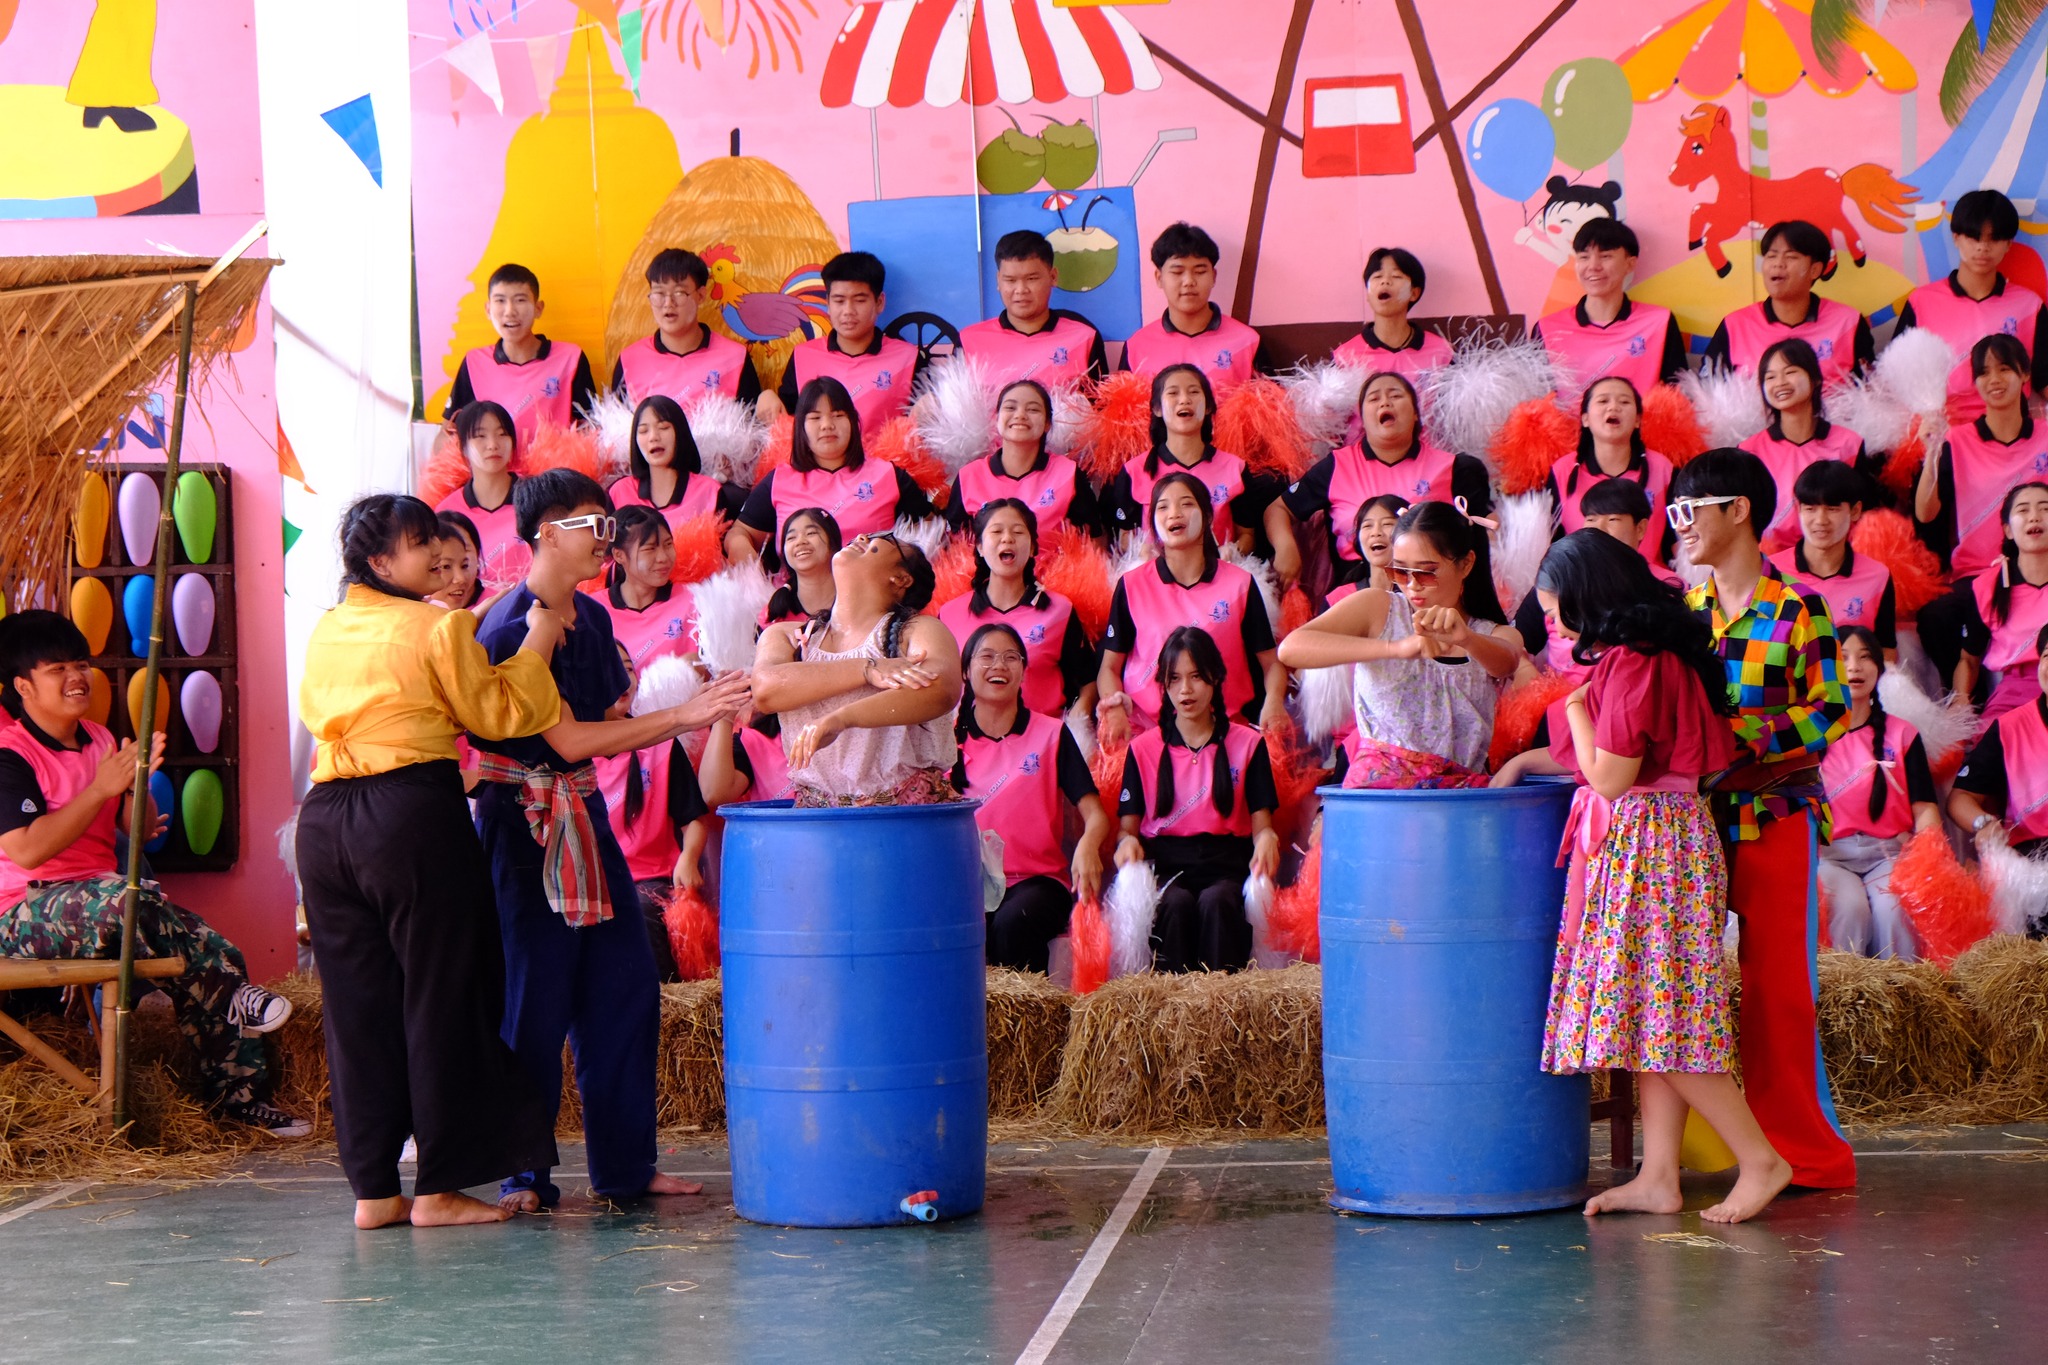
[{"x1": 821, "y1": 0, "x2": 1162, "y2": 110}]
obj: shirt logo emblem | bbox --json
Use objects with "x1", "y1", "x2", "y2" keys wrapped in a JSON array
[
  {"x1": 702, "y1": 370, "x2": 724, "y2": 390},
  {"x1": 1037, "y1": 487, "x2": 1057, "y2": 507},
  {"x1": 541, "y1": 376, "x2": 562, "y2": 397},
  {"x1": 664, "y1": 620, "x2": 686, "y2": 639},
  {"x1": 874, "y1": 370, "x2": 895, "y2": 390},
  {"x1": 1026, "y1": 624, "x2": 1048, "y2": 645},
  {"x1": 1625, "y1": 336, "x2": 1647, "y2": 356},
  {"x1": 1214, "y1": 348, "x2": 1234, "y2": 369},
  {"x1": 1815, "y1": 338, "x2": 1835, "y2": 359},
  {"x1": 1211, "y1": 484, "x2": 1229, "y2": 506},
  {"x1": 1051, "y1": 346, "x2": 1071, "y2": 366},
  {"x1": 2034, "y1": 452, "x2": 2048, "y2": 474},
  {"x1": 1209, "y1": 599, "x2": 1232, "y2": 623},
  {"x1": 1412, "y1": 478, "x2": 1432, "y2": 497},
  {"x1": 1020, "y1": 752, "x2": 1041, "y2": 775},
  {"x1": 855, "y1": 481, "x2": 875, "y2": 501},
  {"x1": 1844, "y1": 596, "x2": 1865, "y2": 620},
  {"x1": 2002, "y1": 317, "x2": 2021, "y2": 335},
  {"x1": 19, "y1": 799, "x2": 34, "y2": 814}
]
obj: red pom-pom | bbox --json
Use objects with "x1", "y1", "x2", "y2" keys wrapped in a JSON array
[
  {"x1": 1268, "y1": 832, "x2": 1321, "y2": 963},
  {"x1": 669, "y1": 512, "x2": 730, "y2": 586},
  {"x1": 1069, "y1": 896, "x2": 1111, "y2": 995},
  {"x1": 756, "y1": 414, "x2": 794, "y2": 482},
  {"x1": 1263, "y1": 718, "x2": 1328, "y2": 843},
  {"x1": 1890, "y1": 827, "x2": 1993, "y2": 967},
  {"x1": 927, "y1": 534, "x2": 976, "y2": 612},
  {"x1": 1640, "y1": 384, "x2": 1706, "y2": 467},
  {"x1": 661, "y1": 885, "x2": 721, "y2": 981},
  {"x1": 1216, "y1": 377, "x2": 1311, "y2": 480},
  {"x1": 1081, "y1": 371, "x2": 1153, "y2": 484},
  {"x1": 526, "y1": 420, "x2": 606, "y2": 481},
  {"x1": 1278, "y1": 584, "x2": 1312, "y2": 640},
  {"x1": 1090, "y1": 732, "x2": 1128, "y2": 816},
  {"x1": 1488, "y1": 672, "x2": 1578, "y2": 772},
  {"x1": 1878, "y1": 426, "x2": 1927, "y2": 499},
  {"x1": 871, "y1": 415, "x2": 949, "y2": 501},
  {"x1": 1036, "y1": 524, "x2": 1115, "y2": 639},
  {"x1": 1850, "y1": 508, "x2": 1947, "y2": 616},
  {"x1": 1488, "y1": 397, "x2": 1577, "y2": 495},
  {"x1": 419, "y1": 429, "x2": 471, "y2": 509}
]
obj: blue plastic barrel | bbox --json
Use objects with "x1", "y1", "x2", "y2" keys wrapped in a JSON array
[
  {"x1": 1321, "y1": 781, "x2": 1590, "y2": 1216},
  {"x1": 721, "y1": 799, "x2": 988, "y2": 1228}
]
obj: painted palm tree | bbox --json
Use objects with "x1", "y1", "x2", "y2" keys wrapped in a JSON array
[{"x1": 1813, "y1": 0, "x2": 2048, "y2": 124}]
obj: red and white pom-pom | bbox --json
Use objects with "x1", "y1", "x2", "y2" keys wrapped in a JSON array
[
  {"x1": 581, "y1": 388, "x2": 639, "y2": 474},
  {"x1": 1877, "y1": 425, "x2": 1927, "y2": 499},
  {"x1": 527, "y1": 420, "x2": 611, "y2": 482},
  {"x1": 1065, "y1": 708, "x2": 1097, "y2": 763},
  {"x1": 927, "y1": 533, "x2": 976, "y2": 612},
  {"x1": 1080, "y1": 370, "x2": 1154, "y2": 484},
  {"x1": 669, "y1": 512, "x2": 729, "y2": 586},
  {"x1": 1105, "y1": 859, "x2": 1162, "y2": 978},
  {"x1": 1217, "y1": 377, "x2": 1311, "y2": 480},
  {"x1": 1676, "y1": 366, "x2": 1765, "y2": 450},
  {"x1": 1069, "y1": 895, "x2": 1112, "y2": 994},
  {"x1": 911, "y1": 355, "x2": 998, "y2": 474},
  {"x1": 1284, "y1": 359, "x2": 1371, "y2": 450},
  {"x1": 1037, "y1": 524, "x2": 1115, "y2": 638},
  {"x1": 1487, "y1": 396, "x2": 1577, "y2": 496},
  {"x1": 1488, "y1": 672, "x2": 1577, "y2": 772},
  {"x1": 1643, "y1": 382, "x2": 1710, "y2": 465},
  {"x1": 1090, "y1": 732, "x2": 1128, "y2": 815},
  {"x1": 1278, "y1": 584, "x2": 1313, "y2": 640},
  {"x1": 419, "y1": 428, "x2": 472, "y2": 508},
  {"x1": 1297, "y1": 664, "x2": 1353, "y2": 747},
  {"x1": 1871, "y1": 327, "x2": 1958, "y2": 431},
  {"x1": 1244, "y1": 870, "x2": 1283, "y2": 967},
  {"x1": 1048, "y1": 383, "x2": 1099, "y2": 460},
  {"x1": 632, "y1": 654, "x2": 706, "y2": 717},
  {"x1": 1490, "y1": 489, "x2": 1555, "y2": 614},
  {"x1": 1267, "y1": 832, "x2": 1321, "y2": 963},
  {"x1": 871, "y1": 415, "x2": 948, "y2": 500},
  {"x1": 691, "y1": 562, "x2": 775, "y2": 675},
  {"x1": 1890, "y1": 827, "x2": 1994, "y2": 966},
  {"x1": 1851, "y1": 508, "x2": 1946, "y2": 616},
  {"x1": 1875, "y1": 668, "x2": 1977, "y2": 773},
  {"x1": 661, "y1": 885, "x2": 721, "y2": 981},
  {"x1": 1419, "y1": 335, "x2": 1557, "y2": 458},
  {"x1": 688, "y1": 393, "x2": 768, "y2": 489},
  {"x1": 755, "y1": 413, "x2": 794, "y2": 483},
  {"x1": 1984, "y1": 844, "x2": 2048, "y2": 938}
]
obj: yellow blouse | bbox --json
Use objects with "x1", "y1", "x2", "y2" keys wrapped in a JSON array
[{"x1": 300, "y1": 585, "x2": 562, "y2": 782}]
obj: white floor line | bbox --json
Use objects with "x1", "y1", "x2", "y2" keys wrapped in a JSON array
[
  {"x1": 1015, "y1": 1145, "x2": 1173, "y2": 1365},
  {"x1": 0, "y1": 1182, "x2": 92, "y2": 1229}
]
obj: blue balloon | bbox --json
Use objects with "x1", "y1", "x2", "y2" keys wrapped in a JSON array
[
  {"x1": 122, "y1": 575, "x2": 155, "y2": 656},
  {"x1": 146, "y1": 770, "x2": 174, "y2": 853},
  {"x1": 1466, "y1": 98, "x2": 1556, "y2": 203}
]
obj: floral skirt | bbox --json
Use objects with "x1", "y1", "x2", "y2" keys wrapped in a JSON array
[
  {"x1": 792, "y1": 766, "x2": 959, "y2": 809},
  {"x1": 1541, "y1": 791, "x2": 1735, "y2": 1075},
  {"x1": 1340, "y1": 735, "x2": 1489, "y2": 790}
]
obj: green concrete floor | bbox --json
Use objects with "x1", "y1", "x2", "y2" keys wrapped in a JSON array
[{"x1": 2, "y1": 1127, "x2": 2044, "y2": 1364}]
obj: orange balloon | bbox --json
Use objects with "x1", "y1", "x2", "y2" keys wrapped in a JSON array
[
  {"x1": 125, "y1": 670, "x2": 174, "y2": 740},
  {"x1": 85, "y1": 669, "x2": 112, "y2": 727},
  {"x1": 76, "y1": 473, "x2": 109, "y2": 569},
  {"x1": 70, "y1": 577, "x2": 113, "y2": 655}
]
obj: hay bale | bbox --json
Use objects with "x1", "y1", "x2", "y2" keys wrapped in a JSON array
[
  {"x1": 1815, "y1": 951, "x2": 1978, "y2": 1120},
  {"x1": 655, "y1": 978, "x2": 725, "y2": 1133},
  {"x1": 1949, "y1": 937, "x2": 2048, "y2": 1079},
  {"x1": 986, "y1": 969, "x2": 1070, "y2": 1119},
  {"x1": 266, "y1": 971, "x2": 331, "y2": 1139}
]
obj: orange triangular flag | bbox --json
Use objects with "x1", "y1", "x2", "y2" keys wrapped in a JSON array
[
  {"x1": 277, "y1": 420, "x2": 315, "y2": 493},
  {"x1": 569, "y1": 0, "x2": 621, "y2": 42}
]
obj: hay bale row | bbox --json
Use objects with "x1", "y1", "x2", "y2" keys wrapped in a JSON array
[{"x1": 987, "y1": 969, "x2": 1070, "y2": 1118}]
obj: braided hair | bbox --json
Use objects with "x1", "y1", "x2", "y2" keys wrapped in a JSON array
[
  {"x1": 969, "y1": 498, "x2": 1049, "y2": 613},
  {"x1": 1151, "y1": 626, "x2": 1236, "y2": 820},
  {"x1": 950, "y1": 622, "x2": 1028, "y2": 793},
  {"x1": 1836, "y1": 625, "x2": 1892, "y2": 825},
  {"x1": 881, "y1": 537, "x2": 937, "y2": 659},
  {"x1": 1985, "y1": 481, "x2": 2048, "y2": 626},
  {"x1": 338, "y1": 493, "x2": 441, "y2": 600}
]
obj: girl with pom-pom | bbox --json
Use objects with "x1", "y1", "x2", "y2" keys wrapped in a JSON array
[
  {"x1": 1282, "y1": 372, "x2": 1491, "y2": 582},
  {"x1": 1279, "y1": 500, "x2": 1518, "y2": 787},
  {"x1": 953, "y1": 623, "x2": 1112, "y2": 972},
  {"x1": 937, "y1": 500, "x2": 1096, "y2": 722},
  {"x1": 1547, "y1": 377, "x2": 1674, "y2": 557},
  {"x1": 607, "y1": 395, "x2": 745, "y2": 538},
  {"x1": 760, "y1": 508, "x2": 840, "y2": 628},
  {"x1": 1815, "y1": 626, "x2": 1938, "y2": 960},
  {"x1": 1917, "y1": 335, "x2": 2048, "y2": 579},
  {"x1": 1113, "y1": 627, "x2": 1280, "y2": 973},
  {"x1": 1953, "y1": 482, "x2": 2048, "y2": 722},
  {"x1": 429, "y1": 511, "x2": 485, "y2": 613},
  {"x1": 1768, "y1": 462, "x2": 1896, "y2": 663},
  {"x1": 434, "y1": 401, "x2": 529, "y2": 595},
  {"x1": 1949, "y1": 625, "x2": 2048, "y2": 871},
  {"x1": 1739, "y1": 340, "x2": 1869, "y2": 555},
  {"x1": 726, "y1": 378, "x2": 936, "y2": 565},
  {"x1": 601, "y1": 506, "x2": 698, "y2": 674},
  {"x1": 1493, "y1": 529, "x2": 1791, "y2": 1225},
  {"x1": 1096, "y1": 474, "x2": 1287, "y2": 748},
  {"x1": 945, "y1": 379, "x2": 1102, "y2": 540},
  {"x1": 1330, "y1": 247, "x2": 1454, "y2": 384}
]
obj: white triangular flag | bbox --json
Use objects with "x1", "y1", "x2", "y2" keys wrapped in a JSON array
[
  {"x1": 526, "y1": 33, "x2": 561, "y2": 104},
  {"x1": 445, "y1": 32, "x2": 503, "y2": 114}
]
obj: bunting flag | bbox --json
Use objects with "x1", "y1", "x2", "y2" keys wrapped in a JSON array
[
  {"x1": 320, "y1": 95, "x2": 383, "y2": 187},
  {"x1": 571, "y1": 0, "x2": 622, "y2": 42},
  {"x1": 620, "y1": 6, "x2": 644, "y2": 96},
  {"x1": 445, "y1": 30, "x2": 505, "y2": 114},
  {"x1": 282, "y1": 517, "x2": 303, "y2": 558},
  {"x1": 525, "y1": 32, "x2": 562, "y2": 103},
  {"x1": 277, "y1": 419, "x2": 314, "y2": 493}
]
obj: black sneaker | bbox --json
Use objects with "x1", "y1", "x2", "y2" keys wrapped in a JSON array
[
  {"x1": 226, "y1": 1101, "x2": 311, "y2": 1139},
  {"x1": 225, "y1": 983, "x2": 292, "y2": 1034}
]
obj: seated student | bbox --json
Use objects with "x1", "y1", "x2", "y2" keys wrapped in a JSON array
[
  {"x1": 1954, "y1": 481, "x2": 2048, "y2": 721},
  {"x1": 0, "y1": 612, "x2": 305, "y2": 1137},
  {"x1": 1768, "y1": 460, "x2": 1896, "y2": 660},
  {"x1": 1532, "y1": 219, "x2": 1689, "y2": 410},
  {"x1": 1818, "y1": 626, "x2": 1938, "y2": 962},
  {"x1": 938, "y1": 500, "x2": 1095, "y2": 720},
  {"x1": 1949, "y1": 627, "x2": 2048, "y2": 873},
  {"x1": 611, "y1": 249, "x2": 765, "y2": 411},
  {"x1": 773, "y1": 250, "x2": 921, "y2": 430},
  {"x1": 1701, "y1": 220, "x2": 1874, "y2": 385},
  {"x1": 435, "y1": 401, "x2": 530, "y2": 595},
  {"x1": 954, "y1": 623, "x2": 1111, "y2": 973},
  {"x1": 956, "y1": 230, "x2": 1108, "y2": 389},
  {"x1": 1277, "y1": 500, "x2": 1519, "y2": 787},
  {"x1": 1516, "y1": 477, "x2": 1674, "y2": 680},
  {"x1": 444, "y1": 263, "x2": 596, "y2": 446},
  {"x1": 1916, "y1": 334, "x2": 2048, "y2": 578},
  {"x1": 725, "y1": 377, "x2": 935, "y2": 564},
  {"x1": 603, "y1": 506, "x2": 698, "y2": 673},
  {"x1": 606, "y1": 395, "x2": 745, "y2": 534},
  {"x1": 1283, "y1": 370, "x2": 1492, "y2": 581},
  {"x1": 946, "y1": 379, "x2": 1102, "y2": 538},
  {"x1": 429, "y1": 510, "x2": 485, "y2": 612},
  {"x1": 1547, "y1": 376, "x2": 1675, "y2": 551},
  {"x1": 1330, "y1": 246, "x2": 1455, "y2": 383},
  {"x1": 1105, "y1": 365, "x2": 1298, "y2": 580},
  {"x1": 698, "y1": 713, "x2": 795, "y2": 809},
  {"x1": 1897, "y1": 189, "x2": 2048, "y2": 424},
  {"x1": 760, "y1": 508, "x2": 839, "y2": 628},
  {"x1": 1119, "y1": 222, "x2": 1270, "y2": 400},
  {"x1": 1741, "y1": 339, "x2": 1869, "y2": 554},
  {"x1": 1114, "y1": 628, "x2": 1280, "y2": 974},
  {"x1": 1097, "y1": 473, "x2": 1287, "y2": 745}
]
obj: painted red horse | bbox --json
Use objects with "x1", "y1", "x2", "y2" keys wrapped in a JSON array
[{"x1": 1669, "y1": 103, "x2": 1919, "y2": 278}]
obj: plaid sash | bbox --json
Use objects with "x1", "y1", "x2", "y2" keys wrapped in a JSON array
[{"x1": 474, "y1": 753, "x2": 612, "y2": 927}]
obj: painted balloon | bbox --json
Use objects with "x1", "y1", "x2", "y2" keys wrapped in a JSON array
[
  {"x1": 171, "y1": 573, "x2": 216, "y2": 655},
  {"x1": 76, "y1": 472, "x2": 110, "y2": 569},
  {"x1": 181, "y1": 769, "x2": 225, "y2": 856},
  {"x1": 181, "y1": 671, "x2": 223, "y2": 753},
  {"x1": 1465, "y1": 98, "x2": 1555, "y2": 203},
  {"x1": 173, "y1": 472, "x2": 217, "y2": 563},
  {"x1": 126, "y1": 669, "x2": 173, "y2": 739},
  {"x1": 146, "y1": 770, "x2": 174, "y2": 854},
  {"x1": 117, "y1": 472, "x2": 160, "y2": 567},
  {"x1": 86, "y1": 669, "x2": 112, "y2": 726},
  {"x1": 1542, "y1": 58, "x2": 1633, "y2": 171},
  {"x1": 122, "y1": 575, "x2": 155, "y2": 654},
  {"x1": 70, "y1": 577, "x2": 113, "y2": 655}
]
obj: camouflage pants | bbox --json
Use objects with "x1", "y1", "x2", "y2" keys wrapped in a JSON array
[{"x1": 0, "y1": 874, "x2": 269, "y2": 1110}]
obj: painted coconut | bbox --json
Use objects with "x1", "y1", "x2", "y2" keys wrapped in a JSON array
[{"x1": 1048, "y1": 226, "x2": 1118, "y2": 293}]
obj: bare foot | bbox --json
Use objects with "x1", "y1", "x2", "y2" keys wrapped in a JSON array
[
  {"x1": 355, "y1": 1196, "x2": 412, "y2": 1229},
  {"x1": 1583, "y1": 1172, "x2": 1682, "y2": 1216},
  {"x1": 498, "y1": 1189, "x2": 544, "y2": 1215},
  {"x1": 1700, "y1": 1156, "x2": 1793, "y2": 1225},
  {"x1": 411, "y1": 1192, "x2": 514, "y2": 1226},
  {"x1": 646, "y1": 1171, "x2": 705, "y2": 1196}
]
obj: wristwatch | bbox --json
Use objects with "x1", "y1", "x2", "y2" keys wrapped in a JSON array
[{"x1": 1972, "y1": 814, "x2": 1997, "y2": 833}]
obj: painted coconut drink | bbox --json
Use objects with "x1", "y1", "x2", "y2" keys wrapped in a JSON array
[{"x1": 1045, "y1": 193, "x2": 1118, "y2": 294}]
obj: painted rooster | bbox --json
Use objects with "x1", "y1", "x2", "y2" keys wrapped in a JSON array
[{"x1": 702, "y1": 243, "x2": 830, "y2": 343}]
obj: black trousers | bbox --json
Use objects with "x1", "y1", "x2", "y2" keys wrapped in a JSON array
[
  {"x1": 297, "y1": 762, "x2": 558, "y2": 1201},
  {"x1": 1151, "y1": 836, "x2": 1254, "y2": 974},
  {"x1": 987, "y1": 875, "x2": 1072, "y2": 974}
]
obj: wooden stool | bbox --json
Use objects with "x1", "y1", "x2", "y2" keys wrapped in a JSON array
[
  {"x1": 0, "y1": 957, "x2": 190, "y2": 1111},
  {"x1": 1590, "y1": 1070, "x2": 1636, "y2": 1172}
]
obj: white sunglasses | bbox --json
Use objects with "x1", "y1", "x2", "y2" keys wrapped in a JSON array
[
  {"x1": 546, "y1": 513, "x2": 617, "y2": 542},
  {"x1": 1665, "y1": 495, "x2": 1739, "y2": 530}
]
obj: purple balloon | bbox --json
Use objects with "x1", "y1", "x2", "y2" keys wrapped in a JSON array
[
  {"x1": 171, "y1": 573, "x2": 216, "y2": 655},
  {"x1": 181, "y1": 671, "x2": 224, "y2": 753},
  {"x1": 117, "y1": 472, "x2": 160, "y2": 567}
]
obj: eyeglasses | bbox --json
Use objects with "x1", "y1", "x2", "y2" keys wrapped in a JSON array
[
  {"x1": 647, "y1": 288, "x2": 695, "y2": 304},
  {"x1": 973, "y1": 651, "x2": 1027, "y2": 667},
  {"x1": 854, "y1": 532, "x2": 899, "y2": 551},
  {"x1": 1665, "y1": 496, "x2": 1739, "y2": 530},
  {"x1": 1388, "y1": 565, "x2": 1440, "y2": 585},
  {"x1": 547, "y1": 514, "x2": 617, "y2": 542}
]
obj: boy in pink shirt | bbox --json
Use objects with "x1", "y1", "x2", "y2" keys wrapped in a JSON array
[
  {"x1": 957, "y1": 230, "x2": 1108, "y2": 389},
  {"x1": 444, "y1": 263, "x2": 596, "y2": 445}
]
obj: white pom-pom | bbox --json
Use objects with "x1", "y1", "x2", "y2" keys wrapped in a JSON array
[
  {"x1": 581, "y1": 388, "x2": 638, "y2": 476},
  {"x1": 891, "y1": 515, "x2": 949, "y2": 562},
  {"x1": 1489, "y1": 490, "x2": 1555, "y2": 614},
  {"x1": 1872, "y1": 328, "x2": 1958, "y2": 428},
  {"x1": 1111, "y1": 534, "x2": 1158, "y2": 579},
  {"x1": 1244, "y1": 870, "x2": 1286, "y2": 967},
  {"x1": 276, "y1": 814, "x2": 302, "y2": 897},
  {"x1": 1105, "y1": 859, "x2": 1162, "y2": 978},
  {"x1": 1220, "y1": 544, "x2": 1281, "y2": 635},
  {"x1": 1876, "y1": 669, "x2": 1978, "y2": 763},
  {"x1": 632, "y1": 654, "x2": 705, "y2": 717},
  {"x1": 1047, "y1": 383, "x2": 1095, "y2": 458},
  {"x1": 1679, "y1": 364, "x2": 1768, "y2": 448},
  {"x1": 1822, "y1": 377, "x2": 1912, "y2": 454},
  {"x1": 1417, "y1": 336, "x2": 1557, "y2": 456},
  {"x1": 1667, "y1": 537, "x2": 1714, "y2": 590},
  {"x1": 691, "y1": 562, "x2": 776, "y2": 676},
  {"x1": 687, "y1": 393, "x2": 768, "y2": 488},
  {"x1": 911, "y1": 356, "x2": 997, "y2": 473},
  {"x1": 1984, "y1": 845, "x2": 2048, "y2": 938},
  {"x1": 1065, "y1": 707, "x2": 1098, "y2": 762},
  {"x1": 1297, "y1": 664, "x2": 1354, "y2": 747},
  {"x1": 1283, "y1": 359, "x2": 1370, "y2": 449}
]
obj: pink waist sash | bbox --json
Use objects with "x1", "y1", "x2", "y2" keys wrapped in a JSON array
[{"x1": 1556, "y1": 773, "x2": 1701, "y2": 947}]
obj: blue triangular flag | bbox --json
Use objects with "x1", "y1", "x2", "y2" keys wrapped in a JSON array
[
  {"x1": 321, "y1": 95, "x2": 384, "y2": 187},
  {"x1": 1973, "y1": 0, "x2": 1998, "y2": 51}
]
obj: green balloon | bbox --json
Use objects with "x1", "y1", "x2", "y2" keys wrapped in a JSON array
[
  {"x1": 181, "y1": 768, "x2": 225, "y2": 856},
  {"x1": 1542, "y1": 58, "x2": 1633, "y2": 172},
  {"x1": 173, "y1": 472, "x2": 217, "y2": 563}
]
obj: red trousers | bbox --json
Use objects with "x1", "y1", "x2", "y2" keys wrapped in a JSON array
[{"x1": 1729, "y1": 811, "x2": 1858, "y2": 1188}]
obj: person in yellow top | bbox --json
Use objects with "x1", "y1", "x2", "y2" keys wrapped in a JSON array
[{"x1": 296, "y1": 493, "x2": 570, "y2": 1231}]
